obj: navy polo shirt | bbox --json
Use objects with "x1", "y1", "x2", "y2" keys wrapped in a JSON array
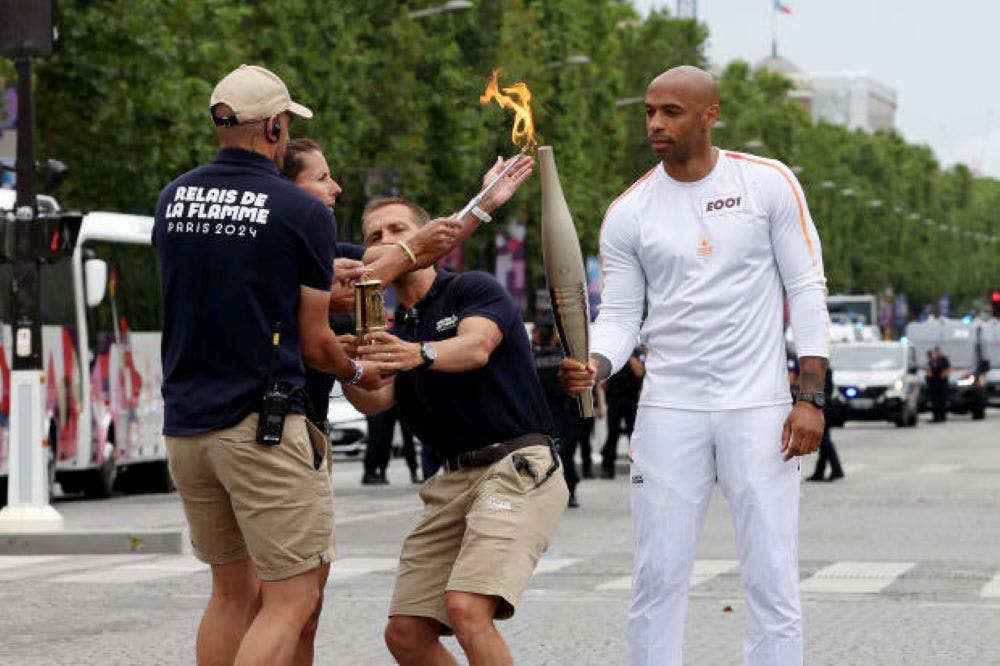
[
  {"x1": 153, "y1": 148, "x2": 335, "y2": 435},
  {"x1": 390, "y1": 271, "x2": 552, "y2": 458}
]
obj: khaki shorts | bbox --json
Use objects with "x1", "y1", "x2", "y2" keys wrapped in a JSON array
[
  {"x1": 389, "y1": 443, "x2": 568, "y2": 631},
  {"x1": 166, "y1": 413, "x2": 335, "y2": 581}
]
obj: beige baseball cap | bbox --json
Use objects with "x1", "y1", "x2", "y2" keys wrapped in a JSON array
[{"x1": 209, "y1": 64, "x2": 313, "y2": 124}]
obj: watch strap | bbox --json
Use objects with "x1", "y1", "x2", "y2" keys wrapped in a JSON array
[{"x1": 796, "y1": 391, "x2": 825, "y2": 407}]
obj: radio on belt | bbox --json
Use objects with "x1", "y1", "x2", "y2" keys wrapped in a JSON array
[{"x1": 256, "y1": 322, "x2": 293, "y2": 445}]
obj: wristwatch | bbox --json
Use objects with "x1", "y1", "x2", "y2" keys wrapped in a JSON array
[
  {"x1": 419, "y1": 342, "x2": 437, "y2": 368},
  {"x1": 796, "y1": 391, "x2": 826, "y2": 409}
]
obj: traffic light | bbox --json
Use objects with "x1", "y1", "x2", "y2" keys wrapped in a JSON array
[
  {"x1": 35, "y1": 211, "x2": 83, "y2": 261},
  {"x1": 991, "y1": 291, "x2": 1000, "y2": 318}
]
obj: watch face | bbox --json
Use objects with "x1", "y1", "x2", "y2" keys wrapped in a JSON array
[
  {"x1": 421, "y1": 343, "x2": 436, "y2": 363},
  {"x1": 802, "y1": 393, "x2": 825, "y2": 408}
]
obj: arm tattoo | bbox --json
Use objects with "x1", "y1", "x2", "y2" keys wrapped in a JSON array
[
  {"x1": 592, "y1": 353, "x2": 613, "y2": 383},
  {"x1": 798, "y1": 356, "x2": 827, "y2": 393}
]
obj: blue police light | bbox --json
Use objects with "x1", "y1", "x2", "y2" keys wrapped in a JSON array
[
  {"x1": 961, "y1": 314, "x2": 973, "y2": 324},
  {"x1": 845, "y1": 387, "x2": 859, "y2": 398},
  {"x1": 899, "y1": 336, "x2": 909, "y2": 343}
]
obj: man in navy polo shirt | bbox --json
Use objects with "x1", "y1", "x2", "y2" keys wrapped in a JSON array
[
  {"x1": 153, "y1": 64, "x2": 391, "y2": 665},
  {"x1": 345, "y1": 197, "x2": 568, "y2": 665}
]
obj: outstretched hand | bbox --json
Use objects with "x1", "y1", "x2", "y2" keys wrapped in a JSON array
[
  {"x1": 329, "y1": 257, "x2": 365, "y2": 312},
  {"x1": 479, "y1": 154, "x2": 535, "y2": 212}
]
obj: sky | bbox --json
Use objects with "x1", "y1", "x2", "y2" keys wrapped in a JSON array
[{"x1": 633, "y1": 0, "x2": 999, "y2": 179}]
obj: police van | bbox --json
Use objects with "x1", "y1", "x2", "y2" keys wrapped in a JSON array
[
  {"x1": 905, "y1": 316, "x2": 988, "y2": 420},
  {"x1": 827, "y1": 341, "x2": 920, "y2": 428},
  {"x1": 0, "y1": 189, "x2": 168, "y2": 502},
  {"x1": 980, "y1": 318, "x2": 1000, "y2": 407}
]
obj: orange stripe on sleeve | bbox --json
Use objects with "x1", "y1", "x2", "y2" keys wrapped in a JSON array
[
  {"x1": 597, "y1": 166, "x2": 657, "y2": 277},
  {"x1": 723, "y1": 151, "x2": 822, "y2": 278},
  {"x1": 725, "y1": 151, "x2": 829, "y2": 350}
]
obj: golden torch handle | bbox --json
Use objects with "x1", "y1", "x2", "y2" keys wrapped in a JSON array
[{"x1": 550, "y1": 285, "x2": 594, "y2": 419}]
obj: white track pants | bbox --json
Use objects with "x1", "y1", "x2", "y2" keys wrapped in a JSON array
[{"x1": 627, "y1": 405, "x2": 802, "y2": 666}]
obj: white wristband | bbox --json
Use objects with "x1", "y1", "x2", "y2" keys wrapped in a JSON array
[{"x1": 470, "y1": 205, "x2": 492, "y2": 224}]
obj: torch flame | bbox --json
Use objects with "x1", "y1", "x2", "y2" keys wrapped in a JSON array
[{"x1": 480, "y1": 69, "x2": 536, "y2": 152}]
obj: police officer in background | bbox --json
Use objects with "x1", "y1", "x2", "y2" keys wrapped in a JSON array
[
  {"x1": 927, "y1": 346, "x2": 951, "y2": 422},
  {"x1": 532, "y1": 311, "x2": 583, "y2": 507}
]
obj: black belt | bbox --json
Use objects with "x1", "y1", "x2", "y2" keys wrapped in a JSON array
[{"x1": 442, "y1": 433, "x2": 551, "y2": 472}]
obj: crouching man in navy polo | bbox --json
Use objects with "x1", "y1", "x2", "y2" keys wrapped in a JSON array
[{"x1": 344, "y1": 197, "x2": 569, "y2": 666}]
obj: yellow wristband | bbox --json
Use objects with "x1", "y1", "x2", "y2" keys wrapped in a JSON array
[{"x1": 396, "y1": 240, "x2": 417, "y2": 264}]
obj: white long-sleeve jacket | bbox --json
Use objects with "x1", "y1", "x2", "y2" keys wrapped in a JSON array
[{"x1": 590, "y1": 150, "x2": 829, "y2": 410}]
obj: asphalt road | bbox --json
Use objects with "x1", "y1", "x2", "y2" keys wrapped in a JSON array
[{"x1": 1, "y1": 409, "x2": 998, "y2": 665}]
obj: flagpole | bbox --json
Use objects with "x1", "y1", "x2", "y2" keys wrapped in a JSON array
[{"x1": 770, "y1": 0, "x2": 777, "y2": 57}]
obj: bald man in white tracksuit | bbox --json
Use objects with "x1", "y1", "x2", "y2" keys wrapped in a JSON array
[
  {"x1": 596, "y1": 149, "x2": 827, "y2": 665},
  {"x1": 559, "y1": 66, "x2": 829, "y2": 666}
]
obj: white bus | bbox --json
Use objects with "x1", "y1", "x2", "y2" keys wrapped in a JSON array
[{"x1": 0, "y1": 191, "x2": 166, "y2": 501}]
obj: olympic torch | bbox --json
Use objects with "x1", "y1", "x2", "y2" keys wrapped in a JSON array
[{"x1": 539, "y1": 146, "x2": 593, "y2": 418}]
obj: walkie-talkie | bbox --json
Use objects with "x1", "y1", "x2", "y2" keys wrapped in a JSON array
[{"x1": 256, "y1": 322, "x2": 292, "y2": 445}]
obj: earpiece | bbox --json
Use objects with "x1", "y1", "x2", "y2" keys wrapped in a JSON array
[{"x1": 267, "y1": 117, "x2": 281, "y2": 142}]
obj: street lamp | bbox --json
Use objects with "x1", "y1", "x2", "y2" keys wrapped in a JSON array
[
  {"x1": 543, "y1": 54, "x2": 591, "y2": 69},
  {"x1": 615, "y1": 96, "x2": 644, "y2": 107},
  {"x1": 408, "y1": 0, "x2": 473, "y2": 20}
]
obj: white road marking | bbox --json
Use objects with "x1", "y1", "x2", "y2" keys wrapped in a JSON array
[
  {"x1": 336, "y1": 507, "x2": 421, "y2": 525},
  {"x1": 691, "y1": 559, "x2": 740, "y2": 586},
  {"x1": 596, "y1": 576, "x2": 632, "y2": 591},
  {"x1": 0, "y1": 555, "x2": 156, "y2": 582},
  {"x1": 800, "y1": 561, "x2": 914, "y2": 594},
  {"x1": 48, "y1": 555, "x2": 206, "y2": 584},
  {"x1": 533, "y1": 558, "x2": 582, "y2": 575},
  {"x1": 914, "y1": 464, "x2": 962, "y2": 474},
  {"x1": 979, "y1": 573, "x2": 1000, "y2": 598},
  {"x1": 0, "y1": 555, "x2": 70, "y2": 570},
  {"x1": 596, "y1": 559, "x2": 740, "y2": 592},
  {"x1": 329, "y1": 557, "x2": 398, "y2": 583}
]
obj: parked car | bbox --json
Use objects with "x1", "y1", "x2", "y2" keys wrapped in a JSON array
[
  {"x1": 828, "y1": 341, "x2": 920, "y2": 428},
  {"x1": 981, "y1": 319, "x2": 1000, "y2": 408},
  {"x1": 326, "y1": 384, "x2": 367, "y2": 456}
]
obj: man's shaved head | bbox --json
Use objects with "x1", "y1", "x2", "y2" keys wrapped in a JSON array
[
  {"x1": 644, "y1": 65, "x2": 720, "y2": 169},
  {"x1": 648, "y1": 66, "x2": 719, "y2": 109}
]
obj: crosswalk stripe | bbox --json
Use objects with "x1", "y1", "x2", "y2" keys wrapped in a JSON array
[
  {"x1": 0, "y1": 555, "x2": 70, "y2": 570},
  {"x1": 533, "y1": 558, "x2": 581, "y2": 575},
  {"x1": 980, "y1": 573, "x2": 1000, "y2": 598},
  {"x1": 48, "y1": 555, "x2": 206, "y2": 584},
  {"x1": 691, "y1": 559, "x2": 740, "y2": 585},
  {"x1": 800, "y1": 561, "x2": 914, "y2": 593},
  {"x1": 4, "y1": 554, "x2": 995, "y2": 602},
  {"x1": 595, "y1": 559, "x2": 740, "y2": 592},
  {"x1": 915, "y1": 464, "x2": 962, "y2": 474},
  {"x1": 330, "y1": 557, "x2": 398, "y2": 583},
  {"x1": 596, "y1": 575, "x2": 631, "y2": 591},
  {"x1": 0, "y1": 555, "x2": 156, "y2": 582}
]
